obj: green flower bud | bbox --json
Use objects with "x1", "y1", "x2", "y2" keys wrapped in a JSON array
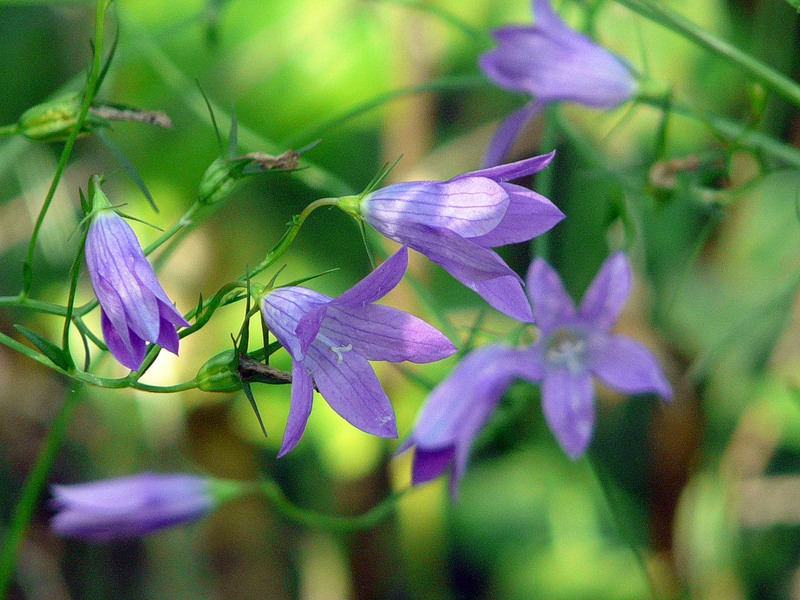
[
  {"x1": 195, "y1": 350, "x2": 242, "y2": 393},
  {"x1": 16, "y1": 95, "x2": 107, "y2": 142},
  {"x1": 198, "y1": 157, "x2": 244, "y2": 206},
  {"x1": 198, "y1": 151, "x2": 300, "y2": 206}
]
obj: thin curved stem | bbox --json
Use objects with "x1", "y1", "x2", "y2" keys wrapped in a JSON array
[{"x1": 257, "y1": 480, "x2": 407, "y2": 533}]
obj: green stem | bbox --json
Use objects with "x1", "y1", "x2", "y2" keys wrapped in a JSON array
[
  {"x1": 583, "y1": 455, "x2": 661, "y2": 599},
  {"x1": 0, "y1": 124, "x2": 18, "y2": 137},
  {"x1": 638, "y1": 96, "x2": 800, "y2": 167},
  {"x1": 20, "y1": 0, "x2": 108, "y2": 298},
  {"x1": 0, "y1": 387, "x2": 83, "y2": 598},
  {"x1": 248, "y1": 198, "x2": 339, "y2": 278},
  {"x1": 257, "y1": 480, "x2": 406, "y2": 533},
  {"x1": 61, "y1": 221, "x2": 90, "y2": 365},
  {"x1": 0, "y1": 297, "x2": 68, "y2": 316},
  {"x1": 615, "y1": 0, "x2": 800, "y2": 108}
]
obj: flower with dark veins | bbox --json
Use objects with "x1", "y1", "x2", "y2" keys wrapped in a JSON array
[
  {"x1": 261, "y1": 246, "x2": 457, "y2": 456},
  {"x1": 85, "y1": 186, "x2": 190, "y2": 370},
  {"x1": 340, "y1": 154, "x2": 564, "y2": 322}
]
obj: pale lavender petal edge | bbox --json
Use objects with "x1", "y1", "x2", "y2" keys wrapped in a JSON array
[
  {"x1": 588, "y1": 333, "x2": 672, "y2": 400},
  {"x1": 578, "y1": 251, "x2": 631, "y2": 330}
]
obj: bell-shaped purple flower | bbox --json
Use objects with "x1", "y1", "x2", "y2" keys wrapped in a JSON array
[
  {"x1": 397, "y1": 344, "x2": 538, "y2": 497},
  {"x1": 524, "y1": 252, "x2": 672, "y2": 458},
  {"x1": 350, "y1": 154, "x2": 564, "y2": 322},
  {"x1": 51, "y1": 473, "x2": 214, "y2": 541},
  {"x1": 85, "y1": 205, "x2": 190, "y2": 371},
  {"x1": 261, "y1": 247, "x2": 457, "y2": 456},
  {"x1": 478, "y1": 0, "x2": 638, "y2": 166}
]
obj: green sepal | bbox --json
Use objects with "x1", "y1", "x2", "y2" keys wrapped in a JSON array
[
  {"x1": 240, "y1": 378, "x2": 268, "y2": 439},
  {"x1": 14, "y1": 325, "x2": 73, "y2": 371}
]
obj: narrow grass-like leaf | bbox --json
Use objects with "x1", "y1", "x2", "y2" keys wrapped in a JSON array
[
  {"x1": 95, "y1": 129, "x2": 158, "y2": 212},
  {"x1": 14, "y1": 325, "x2": 72, "y2": 371}
]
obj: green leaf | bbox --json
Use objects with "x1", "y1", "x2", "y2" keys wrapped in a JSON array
[
  {"x1": 196, "y1": 80, "x2": 223, "y2": 154},
  {"x1": 240, "y1": 379, "x2": 268, "y2": 439},
  {"x1": 94, "y1": 130, "x2": 158, "y2": 213},
  {"x1": 14, "y1": 325, "x2": 72, "y2": 371}
]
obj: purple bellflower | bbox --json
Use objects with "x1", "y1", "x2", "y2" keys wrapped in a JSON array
[
  {"x1": 399, "y1": 252, "x2": 671, "y2": 496},
  {"x1": 85, "y1": 189, "x2": 190, "y2": 371},
  {"x1": 479, "y1": 0, "x2": 637, "y2": 166},
  {"x1": 261, "y1": 246, "x2": 457, "y2": 457},
  {"x1": 340, "y1": 154, "x2": 564, "y2": 322},
  {"x1": 397, "y1": 344, "x2": 536, "y2": 497},
  {"x1": 51, "y1": 473, "x2": 214, "y2": 540},
  {"x1": 524, "y1": 251, "x2": 672, "y2": 458}
]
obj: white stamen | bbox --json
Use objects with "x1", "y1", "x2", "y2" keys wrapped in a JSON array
[
  {"x1": 546, "y1": 328, "x2": 587, "y2": 373},
  {"x1": 330, "y1": 343, "x2": 352, "y2": 364}
]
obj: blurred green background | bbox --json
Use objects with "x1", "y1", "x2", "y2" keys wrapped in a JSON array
[{"x1": 2, "y1": 0, "x2": 800, "y2": 598}]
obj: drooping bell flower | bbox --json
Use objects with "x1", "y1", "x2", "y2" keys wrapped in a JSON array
[
  {"x1": 261, "y1": 246, "x2": 457, "y2": 456},
  {"x1": 85, "y1": 182, "x2": 190, "y2": 370},
  {"x1": 50, "y1": 473, "x2": 238, "y2": 540},
  {"x1": 479, "y1": 0, "x2": 637, "y2": 166},
  {"x1": 338, "y1": 154, "x2": 564, "y2": 322},
  {"x1": 523, "y1": 252, "x2": 672, "y2": 457}
]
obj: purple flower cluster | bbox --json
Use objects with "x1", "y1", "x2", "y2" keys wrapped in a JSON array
[
  {"x1": 479, "y1": 0, "x2": 637, "y2": 166},
  {"x1": 61, "y1": 0, "x2": 670, "y2": 539},
  {"x1": 401, "y1": 252, "x2": 672, "y2": 495}
]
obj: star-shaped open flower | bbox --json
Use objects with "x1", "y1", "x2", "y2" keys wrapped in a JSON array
[
  {"x1": 341, "y1": 154, "x2": 564, "y2": 322},
  {"x1": 479, "y1": 0, "x2": 637, "y2": 166},
  {"x1": 261, "y1": 247, "x2": 457, "y2": 456},
  {"x1": 524, "y1": 252, "x2": 672, "y2": 457},
  {"x1": 85, "y1": 187, "x2": 190, "y2": 370},
  {"x1": 51, "y1": 473, "x2": 214, "y2": 541},
  {"x1": 397, "y1": 344, "x2": 536, "y2": 497}
]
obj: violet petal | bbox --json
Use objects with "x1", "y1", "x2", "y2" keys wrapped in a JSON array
[
  {"x1": 363, "y1": 179, "x2": 509, "y2": 239},
  {"x1": 469, "y1": 182, "x2": 564, "y2": 247},
  {"x1": 333, "y1": 246, "x2": 408, "y2": 308},
  {"x1": 525, "y1": 257, "x2": 577, "y2": 333},
  {"x1": 322, "y1": 303, "x2": 456, "y2": 363},
  {"x1": 587, "y1": 333, "x2": 672, "y2": 399},
  {"x1": 541, "y1": 367, "x2": 595, "y2": 458},
  {"x1": 578, "y1": 251, "x2": 632, "y2": 331},
  {"x1": 278, "y1": 362, "x2": 316, "y2": 457},
  {"x1": 304, "y1": 344, "x2": 397, "y2": 438}
]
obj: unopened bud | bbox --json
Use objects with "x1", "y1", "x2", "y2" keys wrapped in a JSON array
[
  {"x1": 198, "y1": 158, "x2": 243, "y2": 206},
  {"x1": 17, "y1": 95, "x2": 105, "y2": 142},
  {"x1": 196, "y1": 350, "x2": 242, "y2": 393}
]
